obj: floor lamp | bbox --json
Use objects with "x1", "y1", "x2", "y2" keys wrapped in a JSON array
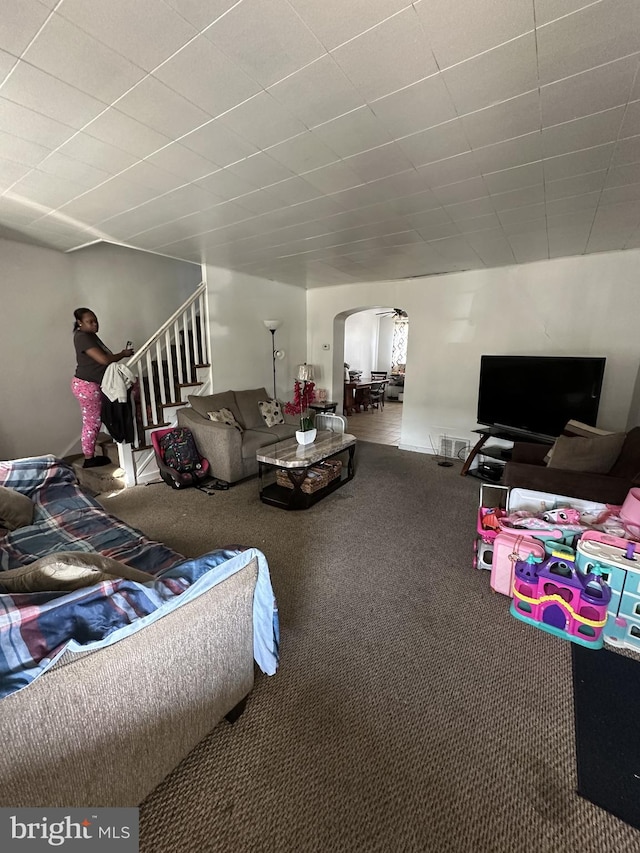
[{"x1": 263, "y1": 319, "x2": 284, "y2": 400}]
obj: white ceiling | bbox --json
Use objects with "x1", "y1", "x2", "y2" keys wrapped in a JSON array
[{"x1": 1, "y1": 0, "x2": 640, "y2": 287}]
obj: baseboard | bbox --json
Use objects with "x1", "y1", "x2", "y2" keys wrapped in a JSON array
[{"x1": 397, "y1": 443, "x2": 432, "y2": 454}]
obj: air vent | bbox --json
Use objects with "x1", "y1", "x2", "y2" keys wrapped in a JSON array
[{"x1": 439, "y1": 436, "x2": 470, "y2": 461}]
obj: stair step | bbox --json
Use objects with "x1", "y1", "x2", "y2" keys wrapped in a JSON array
[
  {"x1": 68, "y1": 454, "x2": 126, "y2": 496},
  {"x1": 160, "y1": 400, "x2": 189, "y2": 409}
]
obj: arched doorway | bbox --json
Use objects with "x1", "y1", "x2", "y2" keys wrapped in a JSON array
[{"x1": 331, "y1": 307, "x2": 408, "y2": 447}]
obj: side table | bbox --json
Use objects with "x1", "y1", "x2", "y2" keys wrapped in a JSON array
[{"x1": 309, "y1": 401, "x2": 338, "y2": 414}]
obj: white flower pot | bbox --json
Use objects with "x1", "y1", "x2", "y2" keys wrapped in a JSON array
[{"x1": 296, "y1": 428, "x2": 317, "y2": 445}]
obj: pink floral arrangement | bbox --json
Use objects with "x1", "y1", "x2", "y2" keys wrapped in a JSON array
[{"x1": 284, "y1": 380, "x2": 316, "y2": 430}]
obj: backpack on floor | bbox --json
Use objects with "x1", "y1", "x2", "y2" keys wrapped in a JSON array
[{"x1": 151, "y1": 427, "x2": 210, "y2": 489}]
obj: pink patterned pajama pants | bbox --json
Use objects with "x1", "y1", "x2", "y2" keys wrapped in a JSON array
[{"x1": 71, "y1": 377, "x2": 102, "y2": 458}]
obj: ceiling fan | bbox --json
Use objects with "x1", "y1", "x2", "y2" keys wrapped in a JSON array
[{"x1": 376, "y1": 307, "x2": 408, "y2": 318}]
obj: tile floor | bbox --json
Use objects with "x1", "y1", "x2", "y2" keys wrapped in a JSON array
[{"x1": 345, "y1": 400, "x2": 403, "y2": 446}]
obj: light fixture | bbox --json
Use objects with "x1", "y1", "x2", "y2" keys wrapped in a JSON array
[{"x1": 263, "y1": 319, "x2": 284, "y2": 399}]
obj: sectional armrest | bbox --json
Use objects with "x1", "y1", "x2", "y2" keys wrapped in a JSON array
[
  {"x1": 177, "y1": 407, "x2": 244, "y2": 483},
  {"x1": 510, "y1": 442, "x2": 550, "y2": 465}
]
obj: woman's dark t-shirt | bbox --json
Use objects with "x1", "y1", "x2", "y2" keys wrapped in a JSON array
[{"x1": 74, "y1": 331, "x2": 110, "y2": 383}]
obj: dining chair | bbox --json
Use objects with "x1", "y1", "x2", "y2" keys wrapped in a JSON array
[
  {"x1": 370, "y1": 371, "x2": 388, "y2": 380},
  {"x1": 369, "y1": 381, "x2": 385, "y2": 411}
]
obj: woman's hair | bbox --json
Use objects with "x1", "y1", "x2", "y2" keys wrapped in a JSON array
[{"x1": 73, "y1": 307, "x2": 93, "y2": 331}]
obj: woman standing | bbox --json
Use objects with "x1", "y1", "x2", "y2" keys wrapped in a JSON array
[{"x1": 71, "y1": 308, "x2": 133, "y2": 468}]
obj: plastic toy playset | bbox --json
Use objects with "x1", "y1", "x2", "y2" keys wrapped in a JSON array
[{"x1": 474, "y1": 484, "x2": 640, "y2": 651}]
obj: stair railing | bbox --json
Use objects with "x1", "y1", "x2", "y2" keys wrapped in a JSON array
[{"x1": 126, "y1": 282, "x2": 210, "y2": 448}]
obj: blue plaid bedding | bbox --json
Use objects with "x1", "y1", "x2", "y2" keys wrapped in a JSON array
[{"x1": 0, "y1": 456, "x2": 279, "y2": 698}]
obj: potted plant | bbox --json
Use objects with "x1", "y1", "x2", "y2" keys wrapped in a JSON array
[{"x1": 285, "y1": 379, "x2": 317, "y2": 445}]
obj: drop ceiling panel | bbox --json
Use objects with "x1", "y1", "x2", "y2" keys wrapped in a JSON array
[
  {"x1": 414, "y1": 0, "x2": 534, "y2": 69},
  {"x1": 1, "y1": 0, "x2": 640, "y2": 285},
  {"x1": 332, "y1": 7, "x2": 438, "y2": 102}
]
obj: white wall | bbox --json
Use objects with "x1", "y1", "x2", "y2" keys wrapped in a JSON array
[
  {"x1": 307, "y1": 249, "x2": 640, "y2": 453},
  {"x1": 377, "y1": 316, "x2": 394, "y2": 373},
  {"x1": 0, "y1": 238, "x2": 201, "y2": 460},
  {"x1": 204, "y1": 265, "x2": 307, "y2": 402},
  {"x1": 344, "y1": 310, "x2": 379, "y2": 377}
]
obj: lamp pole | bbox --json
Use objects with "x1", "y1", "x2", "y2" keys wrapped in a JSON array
[{"x1": 269, "y1": 328, "x2": 277, "y2": 400}]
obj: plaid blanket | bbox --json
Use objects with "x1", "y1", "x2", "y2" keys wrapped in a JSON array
[{"x1": 0, "y1": 456, "x2": 278, "y2": 698}]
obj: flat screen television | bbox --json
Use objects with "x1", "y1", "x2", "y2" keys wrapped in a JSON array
[{"x1": 477, "y1": 355, "x2": 606, "y2": 439}]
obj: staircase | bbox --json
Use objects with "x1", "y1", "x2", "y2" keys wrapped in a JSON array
[{"x1": 118, "y1": 283, "x2": 212, "y2": 487}]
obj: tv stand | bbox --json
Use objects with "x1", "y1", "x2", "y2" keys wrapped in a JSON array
[{"x1": 461, "y1": 426, "x2": 554, "y2": 478}]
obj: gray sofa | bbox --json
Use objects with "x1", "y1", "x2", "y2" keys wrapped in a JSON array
[{"x1": 177, "y1": 387, "x2": 299, "y2": 483}]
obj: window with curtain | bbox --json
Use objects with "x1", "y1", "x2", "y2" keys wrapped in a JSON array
[{"x1": 391, "y1": 319, "x2": 408, "y2": 372}]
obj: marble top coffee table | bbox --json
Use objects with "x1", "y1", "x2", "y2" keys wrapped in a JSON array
[{"x1": 256, "y1": 430, "x2": 356, "y2": 510}]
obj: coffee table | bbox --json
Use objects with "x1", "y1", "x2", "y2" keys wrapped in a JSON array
[{"x1": 257, "y1": 430, "x2": 356, "y2": 510}]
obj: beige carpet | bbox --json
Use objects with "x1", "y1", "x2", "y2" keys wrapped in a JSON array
[{"x1": 100, "y1": 442, "x2": 640, "y2": 853}]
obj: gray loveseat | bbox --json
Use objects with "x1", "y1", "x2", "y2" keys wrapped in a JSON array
[{"x1": 177, "y1": 387, "x2": 299, "y2": 484}]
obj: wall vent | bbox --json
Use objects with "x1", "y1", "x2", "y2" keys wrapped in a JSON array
[{"x1": 439, "y1": 436, "x2": 470, "y2": 461}]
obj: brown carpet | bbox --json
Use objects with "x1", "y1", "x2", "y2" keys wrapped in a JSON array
[{"x1": 100, "y1": 442, "x2": 640, "y2": 852}]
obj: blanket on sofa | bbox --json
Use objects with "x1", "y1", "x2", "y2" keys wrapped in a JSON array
[{"x1": 0, "y1": 456, "x2": 279, "y2": 698}]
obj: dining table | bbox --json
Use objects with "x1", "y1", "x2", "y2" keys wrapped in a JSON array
[{"x1": 343, "y1": 378, "x2": 389, "y2": 415}]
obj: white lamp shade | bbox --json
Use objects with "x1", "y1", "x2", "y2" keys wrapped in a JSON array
[
  {"x1": 263, "y1": 319, "x2": 281, "y2": 331},
  {"x1": 297, "y1": 363, "x2": 315, "y2": 381}
]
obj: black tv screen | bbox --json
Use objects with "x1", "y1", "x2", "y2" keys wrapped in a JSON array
[{"x1": 477, "y1": 355, "x2": 606, "y2": 439}]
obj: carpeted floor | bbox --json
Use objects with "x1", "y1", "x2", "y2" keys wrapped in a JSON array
[{"x1": 100, "y1": 442, "x2": 640, "y2": 853}]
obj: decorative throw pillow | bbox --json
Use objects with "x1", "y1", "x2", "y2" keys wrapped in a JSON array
[
  {"x1": 546, "y1": 432, "x2": 627, "y2": 474},
  {"x1": 207, "y1": 407, "x2": 243, "y2": 432},
  {"x1": 258, "y1": 399, "x2": 285, "y2": 428},
  {"x1": 0, "y1": 486, "x2": 34, "y2": 531},
  {"x1": 0, "y1": 552, "x2": 155, "y2": 593}
]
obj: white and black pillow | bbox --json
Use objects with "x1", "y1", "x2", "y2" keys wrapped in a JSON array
[
  {"x1": 207, "y1": 408, "x2": 243, "y2": 432},
  {"x1": 258, "y1": 399, "x2": 285, "y2": 427}
]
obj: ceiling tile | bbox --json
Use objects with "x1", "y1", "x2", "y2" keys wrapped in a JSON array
[
  {"x1": 444, "y1": 196, "x2": 495, "y2": 221},
  {"x1": 196, "y1": 168, "x2": 259, "y2": 200},
  {"x1": 227, "y1": 152, "x2": 296, "y2": 187},
  {"x1": 115, "y1": 76, "x2": 212, "y2": 138},
  {"x1": 267, "y1": 133, "x2": 339, "y2": 174},
  {"x1": 162, "y1": 0, "x2": 239, "y2": 29},
  {"x1": 600, "y1": 182, "x2": 640, "y2": 205},
  {"x1": 464, "y1": 230, "x2": 515, "y2": 265},
  {"x1": 300, "y1": 161, "x2": 364, "y2": 194},
  {"x1": 497, "y1": 202, "x2": 546, "y2": 225},
  {"x1": 620, "y1": 100, "x2": 640, "y2": 139},
  {"x1": 403, "y1": 207, "x2": 453, "y2": 230},
  {"x1": 370, "y1": 74, "x2": 458, "y2": 140},
  {"x1": 22, "y1": 14, "x2": 146, "y2": 103},
  {"x1": 118, "y1": 161, "x2": 185, "y2": 194},
  {"x1": 311, "y1": 107, "x2": 393, "y2": 158},
  {"x1": 54, "y1": 133, "x2": 138, "y2": 175},
  {"x1": 396, "y1": 119, "x2": 471, "y2": 168},
  {"x1": 0, "y1": 100, "x2": 73, "y2": 149},
  {"x1": 442, "y1": 32, "x2": 538, "y2": 115},
  {"x1": 536, "y1": 0, "x2": 640, "y2": 85},
  {"x1": 543, "y1": 143, "x2": 615, "y2": 181},
  {"x1": 414, "y1": 0, "x2": 533, "y2": 69},
  {"x1": 0, "y1": 0, "x2": 51, "y2": 56},
  {"x1": 605, "y1": 162, "x2": 640, "y2": 188},
  {"x1": 507, "y1": 231, "x2": 549, "y2": 262},
  {"x1": 0, "y1": 63, "x2": 106, "y2": 129},
  {"x1": 611, "y1": 135, "x2": 640, "y2": 167},
  {"x1": 0, "y1": 49, "x2": 17, "y2": 80},
  {"x1": 533, "y1": 0, "x2": 595, "y2": 27},
  {"x1": 475, "y1": 132, "x2": 542, "y2": 174},
  {"x1": 542, "y1": 107, "x2": 625, "y2": 158},
  {"x1": 204, "y1": 0, "x2": 325, "y2": 88},
  {"x1": 287, "y1": 0, "x2": 410, "y2": 52},
  {"x1": 84, "y1": 109, "x2": 173, "y2": 160},
  {"x1": 364, "y1": 170, "x2": 432, "y2": 202},
  {"x1": 491, "y1": 184, "x2": 545, "y2": 211},
  {"x1": 430, "y1": 176, "x2": 490, "y2": 205},
  {"x1": 266, "y1": 176, "x2": 324, "y2": 205},
  {"x1": 153, "y1": 35, "x2": 261, "y2": 120},
  {"x1": 455, "y1": 211, "x2": 501, "y2": 233},
  {"x1": 418, "y1": 150, "x2": 479, "y2": 187},
  {"x1": 0, "y1": 129, "x2": 51, "y2": 168},
  {"x1": 9, "y1": 169, "x2": 88, "y2": 209},
  {"x1": 219, "y1": 92, "x2": 307, "y2": 150},
  {"x1": 540, "y1": 56, "x2": 638, "y2": 127},
  {"x1": 57, "y1": 0, "x2": 197, "y2": 72},
  {"x1": 544, "y1": 192, "x2": 600, "y2": 216},
  {"x1": 0, "y1": 157, "x2": 32, "y2": 192},
  {"x1": 35, "y1": 151, "x2": 112, "y2": 189},
  {"x1": 145, "y1": 143, "x2": 219, "y2": 181},
  {"x1": 268, "y1": 55, "x2": 365, "y2": 127},
  {"x1": 547, "y1": 225, "x2": 590, "y2": 257},
  {"x1": 544, "y1": 170, "x2": 607, "y2": 200},
  {"x1": 332, "y1": 7, "x2": 438, "y2": 102},
  {"x1": 345, "y1": 142, "x2": 414, "y2": 182},
  {"x1": 461, "y1": 90, "x2": 540, "y2": 149},
  {"x1": 180, "y1": 119, "x2": 259, "y2": 166},
  {"x1": 482, "y1": 161, "x2": 544, "y2": 194},
  {"x1": 233, "y1": 188, "x2": 287, "y2": 216}
]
